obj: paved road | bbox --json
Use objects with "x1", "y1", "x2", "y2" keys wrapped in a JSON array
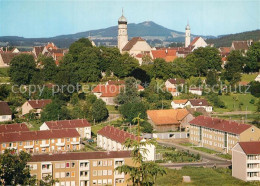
[{"x1": 157, "y1": 140, "x2": 231, "y2": 168}]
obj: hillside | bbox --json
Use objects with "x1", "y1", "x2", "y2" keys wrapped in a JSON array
[{"x1": 207, "y1": 30, "x2": 260, "y2": 47}]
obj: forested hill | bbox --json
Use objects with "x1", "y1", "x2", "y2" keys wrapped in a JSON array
[{"x1": 207, "y1": 30, "x2": 260, "y2": 47}]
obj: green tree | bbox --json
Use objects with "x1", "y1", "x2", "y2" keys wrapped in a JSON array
[
  {"x1": 115, "y1": 77, "x2": 141, "y2": 105},
  {"x1": 245, "y1": 42, "x2": 260, "y2": 72},
  {"x1": 119, "y1": 102, "x2": 147, "y2": 123},
  {"x1": 115, "y1": 116, "x2": 166, "y2": 185},
  {"x1": 9, "y1": 54, "x2": 37, "y2": 85},
  {"x1": 0, "y1": 150, "x2": 36, "y2": 185},
  {"x1": 92, "y1": 99, "x2": 109, "y2": 122},
  {"x1": 151, "y1": 58, "x2": 170, "y2": 79},
  {"x1": 206, "y1": 70, "x2": 218, "y2": 86},
  {"x1": 42, "y1": 57, "x2": 58, "y2": 81},
  {"x1": 69, "y1": 38, "x2": 93, "y2": 57}
]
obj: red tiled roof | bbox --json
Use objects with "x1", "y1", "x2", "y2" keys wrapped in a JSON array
[
  {"x1": 189, "y1": 116, "x2": 252, "y2": 134},
  {"x1": 190, "y1": 37, "x2": 200, "y2": 46},
  {"x1": 97, "y1": 126, "x2": 141, "y2": 144},
  {"x1": 238, "y1": 141, "x2": 260, "y2": 155},
  {"x1": 219, "y1": 47, "x2": 230, "y2": 56},
  {"x1": 27, "y1": 99, "x2": 52, "y2": 109},
  {"x1": 189, "y1": 99, "x2": 210, "y2": 106},
  {"x1": 33, "y1": 46, "x2": 44, "y2": 58},
  {"x1": 44, "y1": 119, "x2": 91, "y2": 129},
  {"x1": 0, "y1": 123, "x2": 29, "y2": 133},
  {"x1": 147, "y1": 109, "x2": 189, "y2": 125},
  {"x1": 167, "y1": 78, "x2": 185, "y2": 84},
  {"x1": 172, "y1": 99, "x2": 188, "y2": 104},
  {"x1": 0, "y1": 101, "x2": 12, "y2": 115},
  {"x1": 0, "y1": 129, "x2": 80, "y2": 143},
  {"x1": 151, "y1": 49, "x2": 177, "y2": 62},
  {"x1": 0, "y1": 53, "x2": 19, "y2": 65},
  {"x1": 122, "y1": 37, "x2": 145, "y2": 51},
  {"x1": 29, "y1": 151, "x2": 131, "y2": 162}
]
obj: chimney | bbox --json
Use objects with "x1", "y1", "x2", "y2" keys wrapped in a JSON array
[
  {"x1": 165, "y1": 49, "x2": 168, "y2": 54},
  {"x1": 36, "y1": 100, "x2": 38, "y2": 104}
]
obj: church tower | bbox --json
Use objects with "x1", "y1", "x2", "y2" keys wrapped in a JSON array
[
  {"x1": 185, "y1": 22, "x2": 191, "y2": 48},
  {"x1": 118, "y1": 9, "x2": 128, "y2": 52}
]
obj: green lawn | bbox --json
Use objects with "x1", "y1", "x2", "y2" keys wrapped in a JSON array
[
  {"x1": 179, "y1": 142, "x2": 193, "y2": 147},
  {"x1": 156, "y1": 167, "x2": 256, "y2": 186},
  {"x1": 192, "y1": 147, "x2": 218, "y2": 154},
  {"x1": 106, "y1": 105, "x2": 119, "y2": 114},
  {"x1": 214, "y1": 93, "x2": 258, "y2": 112},
  {"x1": 212, "y1": 114, "x2": 260, "y2": 122},
  {"x1": 241, "y1": 73, "x2": 258, "y2": 82},
  {"x1": 91, "y1": 123, "x2": 107, "y2": 136}
]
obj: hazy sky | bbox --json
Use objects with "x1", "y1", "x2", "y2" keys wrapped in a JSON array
[{"x1": 0, "y1": 0, "x2": 259, "y2": 38}]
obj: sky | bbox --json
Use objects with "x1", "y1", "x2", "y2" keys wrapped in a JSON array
[{"x1": 0, "y1": 0, "x2": 259, "y2": 38}]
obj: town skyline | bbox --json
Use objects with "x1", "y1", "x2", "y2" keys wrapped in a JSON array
[{"x1": 0, "y1": 0, "x2": 259, "y2": 38}]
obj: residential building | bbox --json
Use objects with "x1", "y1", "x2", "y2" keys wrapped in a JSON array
[
  {"x1": 189, "y1": 37, "x2": 208, "y2": 51},
  {"x1": 189, "y1": 87, "x2": 203, "y2": 95},
  {"x1": 147, "y1": 109, "x2": 194, "y2": 132},
  {"x1": 40, "y1": 119, "x2": 91, "y2": 139},
  {"x1": 189, "y1": 116, "x2": 260, "y2": 154},
  {"x1": 171, "y1": 99, "x2": 188, "y2": 109},
  {"x1": 255, "y1": 74, "x2": 260, "y2": 82},
  {"x1": 165, "y1": 78, "x2": 185, "y2": 89},
  {"x1": 28, "y1": 151, "x2": 133, "y2": 186},
  {"x1": 97, "y1": 126, "x2": 155, "y2": 161},
  {"x1": 0, "y1": 101, "x2": 12, "y2": 122},
  {"x1": 0, "y1": 123, "x2": 29, "y2": 133},
  {"x1": 230, "y1": 40, "x2": 253, "y2": 53},
  {"x1": 0, "y1": 129, "x2": 81, "y2": 154},
  {"x1": 151, "y1": 48, "x2": 177, "y2": 62},
  {"x1": 0, "y1": 53, "x2": 19, "y2": 68},
  {"x1": 165, "y1": 87, "x2": 180, "y2": 97},
  {"x1": 232, "y1": 141, "x2": 260, "y2": 181},
  {"x1": 21, "y1": 99, "x2": 52, "y2": 116},
  {"x1": 186, "y1": 99, "x2": 212, "y2": 112}
]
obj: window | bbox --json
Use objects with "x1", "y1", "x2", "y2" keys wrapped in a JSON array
[
  {"x1": 51, "y1": 139, "x2": 55, "y2": 143},
  {"x1": 66, "y1": 172, "x2": 70, "y2": 177},
  {"x1": 35, "y1": 140, "x2": 38, "y2": 145},
  {"x1": 66, "y1": 162, "x2": 70, "y2": 168},
  {"x1": 55, "y1": 163, "x2": 60, "y2": 168},
  {"x1": 108, "y1": 160, "x2": 112, "y2": 166},
  {"x1": 71, "y1": 181, "x2": 75, "y2": 186},
  {"x1": 2, "y1": 143, "x2": 6, "y2": 148},
  {"x1": 67, "y1": 138, "x2": 70, "y2": 142},
  {"x1": 93, "y1": 161, "x2": 97, "y2": 166},
  {"x1": 108, "y1": 179, "x2": 112, "y2": 184},
  {"x1": 71, "y1": 171, "x2": 75, "y2": 177},
  {"x1": 103, "y1": 160, "x2": 107, "y2": 166},
  {"x1": 93, "y1": 180, "x2": 97, "y2": 185},
  {"x1": 98, "y1": 170, "x2": 102, "y2": 176},
  {"x1": 103, "y1": 170, "x2": 107, "y2": 176},
  {"x1": 19, "y1": 142, "x2": 22, "y2": 146},
  {"x1": 93, "y1": 170, "x2": 97, "y2": 176},
  {"x1": 98, "y1": 180, "x2": 102, "y2": 185},
  {"x1": 73, "y1": 137, "x2": 76, "y2": 142},
  {"x1": 8, "y1": 143, "x2": 12, "y2": 147},
  {"x1": 252, "y1": 128, "x2": 255, "y2": 132},
  {"x1": 98, "y1": 161, "x2": 102, "y2": 166},
  {"x1": 108, "y1": 170, "x2": 112, "y2": 175},
  {"x1": 103, "y1": 179, "x2": 107, "y2": 185},
  {"x1": 71, "y1": 162, "x2": 75, "y2": 168},
  {"x1": 60, "y1": 163, "x2": 65, "y2": 168},
  {"x1": 55, "y1": 172, "x2": 60, "y2": 178}
]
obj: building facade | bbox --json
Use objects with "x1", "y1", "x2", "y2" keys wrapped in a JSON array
[
  {"x1": 232, "y1": 141, "x2": 260, "y2": 181},
  {"x1": 189, "y1": 116, "x2": 260, "y2": 154},
  {"x1": 22, "y1": 99, "x2": 52, "y2": 116},
  {"x1": 40, "y1": 119, "x2": 91, "y2": 139},
  {"x1": 28, "y1": 151, "x2": 133, "y2": 186},
  {"x1": 0, "y1": 101, "x2": 12, "y2": 122}
]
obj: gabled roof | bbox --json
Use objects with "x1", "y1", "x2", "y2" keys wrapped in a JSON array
[
  {"x1": 44, "y1": 119, "x2": 91, "y2": 129},
  {"x1": 0, "y1": 53, "x2": 19, "y2": 65},
  {"x1": 147, "y1": 109, "x2": 189, "y2": 125},
  {"x1": 190, "y1": 37, "x2": 200, "y2": 46},
  {"x1": 0, "y1": 123, "x2": 29, "y2": 133},
  {"x1": 232, "y1": 41, "x2": 249, "y2": 50},
  {"x1": 172, "y1": 99, "x2": 188, "y2": 104},
  {"x1": 33, "y1": 46, "x2": 44, "y2": 58},
  {"x1": 219, "y1": 47, "x2": 230, "y2": 56},
  {"x1": 0, "y1": 101, "x2": 12, "y2": 115},
  {"x1": 122, "y1": 37, "x2": 145, "y2": 51},
  {"x1": 0, "y1": 129, "x2": 80, "y2": 143},
  {"x1": 188, "y1": 99, "x2": 210, "y2": 106},
  {"x1": 97, "y1": 126, "x2": 141, "y2": 144},
  {"x1": 29, "y1": 151, "x2": 131, "y2": 162},
  {"x1": 189, "y1": 116, "x2": 252, "y2": 134},
  {"x1": 27, "y1": 99, "x2": 52, "y2": 109},
  {"x1": 238, "y1": 141, "x2": 260, "y2": 155},
  {"x1": 167, "y1": 78, "x2": 185, "y2": 84},
  {"x1": 151, "y1": 49, "x2": 177, "y2": 62}
]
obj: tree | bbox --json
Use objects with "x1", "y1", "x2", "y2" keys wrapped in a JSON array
[
  {"x1": 9, "y1": 54, "x2": 37, "y2": 85},
  {"x1": 42, "y1": 57, "x2": 58, "y2": 81},
  {"x1": 115, "y1": 116, "x2": 166, "y2": 185},
  {"x1": 206, "y1": 70, "x2": 218, "y2": 86},
  {"x1": 69, "y1": 38, "x2": 93, "y2": 57},
  {"x1": 0, "y1": 150, "x2": 36, "y2": 185},
  {"x1": 92, "y1": 99, "x2": 109, "y2": 122},
  {"x1": 249, "y1": 81, "x2": 260, "y2": 97},
  {"x1": 150, "y1": 58, "x2": 170, "y2": 80},
  {"x1": 119, "y1": 102, "x2": 147, "y2": 123},
  {"x1": 245, "y1": 42, "x2": 260, "y2": 72},
  {"x1": 115, "y1": 77, "x2": 141, "y2": 105},
  {"x1": 140, "y1": 121, "x2": 153, "y2": 133}
]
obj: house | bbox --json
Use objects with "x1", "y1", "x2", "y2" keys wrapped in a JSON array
[
  {"x1": 0, "y1": 123, "x2": 29, "y2": 133},
  {"x1": 189, "y1": 116, "x2": 260, "y2": 154},
  {"x1": 97, "y1": 126, "x2": 155, "y2": 161},
  {"x1": 232, "y1": 141, "x2": 260, "y2": 181},
  {"x1": 0, "y1": 101, "x2": 12, "y2": 122},
  {"x1": 171, "y1": 99, "x2": 188, "y2": 109},
  {"x1": 189, "y1": 87, "x2": 203, "y2": 95},
  {"x1": 219, "y1": 47, "x2": 230, "y2": 57},
  {"x1": 230, "y1": 40, "x2": 253, "y2": 53},
  {"x1": 255, "y1": 74, "x2": 260, "y2": 82},
  {"x1": 0, "y1": 129, "x2": 81, "y2": 154},
  {"x1": 147, "y1": 109, "x2": 194, "y2": 132},
  {"x1": 186, "y1": 99, "x2": 212, "y2": 112},
  {"x1": 22, "y1": 99, "x2": 52, "y2": 116},
  {"x1": 28, "y1": 151, "x2": 133, "y2": 186},
  {"x1": 151, "y1": 48, "x2": 177, "y2": 62},
  {"x1": 165, "y1": 78, "x2": 185, "y2": 89},
  {"x1": 0, "y1": 53, "x2": 19, "y2": 68},
  {"x1": 92, "y1": 84, "x2": 144, "y2": 105},
  {"x1": 165, "y1": 88, "x2": 180, "y2": 97},
  {"x1": 189, "y1": 37, "x2": 208, "y2": 51},
  {"x1": 40, "y1": 119, "x2": 91, "y2": 139}
]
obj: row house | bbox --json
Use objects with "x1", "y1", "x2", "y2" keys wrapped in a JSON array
[
  {"x1": 0, "y1": 101, "x2": 12, "y2": 122},
  {"x1": 0, "y1": 129, "x2": 81, "y2": 154},
  {"x1": 147, "y1": 109, "x2": 194, "y2": 132},
  {"x1": 40, "y1": 119, "x2": 91, "y2": 139},
  {"x1": 97, "y1": 126, "x2": 155, "y2": 161},
  {"x1": 171, "y1": 99, "x2": 213, "y2": 113},
  {"x1": 0, "y1": 123, "x2": 29, "y2": 133},
  {"x1": 232, "y1": 141, "x2": 260, "y2": 181},
  {"x1": 28, "y1": 151, "x2": 133, "y2": 186},
  {"x1": 189, "y1": 116, "x2": 260, "y2": 154},
  {"x1": 22, "y1": 99, "x2": 52, "y2": 116}
]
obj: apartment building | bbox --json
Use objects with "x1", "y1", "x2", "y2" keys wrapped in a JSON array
[
  {"x1": 189, "y1": 116, "x2": 260, "y2": 154},
  {"x1": 97, "y1": 126, "x2": 155, "y2": 161},
  {"x1": 0, "y1": 123, "x2": 29, "y2": 133},
  {"x1": 40, "y1": 119, "x2": 91, "y2": 139},
  {"x1": 0, "y1": 129, "x2": 81, "y2": 154},
  {"x1": 232, "y1": 141, "x2": 260, "y2": 181},
  {"x1": 28, "y1": 151, "x2": 133, "y2": 186}
]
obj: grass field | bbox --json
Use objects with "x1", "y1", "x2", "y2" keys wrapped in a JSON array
[
  {"x1": 241, "y1": 73, "x2": 258, "y2": 82},
  {"x1": 214, "y1": 93, "x2": 258, "y2": 112},
  {"x1": 155, "y1": 167, "x2": 256, "y2": 186},
  {"x1": 106, "y1": 105, "x2": 119, "y2": 114},
  {"x1": 212, "y1": 114, "x2": 259, "y2": 123}
]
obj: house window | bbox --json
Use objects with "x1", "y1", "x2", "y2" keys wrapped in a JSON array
[
  {"x1": 71, "y1": 171, "x2": 75, "y2": 177},
  {"x1": 93, "y1": 170, "x2": 97, "y2": 176},
  {"x1": 93, "y1": 180, "x2": 97, "y2": 185},
  {"x1": 98, "y1": 170, "x2": 102, "y2": 176},
  {"x1": 252, "y1": 128, "x2": 255, "y2": 132},
  {"x1": 103, "y1": 170, "x2": 107, "y2": 175},
  {"x1": 103, "y1": 160, "x2": 107, "y2": 166},
  {"x1": 2, "y1": 143, "x2": 6, "y2": 148},
  {"x1": 67, "y1": 138, "x2": 70, "y2": 142},
  {"x1": 65, "y1": 172, "x2": 70, "y2": 177},
  {"x1": 71, "y1": 162, "x2": 75, "y2": 168},
  {"x1": 108, "y1": 170, "x2": 112, "y2": 175},
  {"x1": 19, "y1": 142, "x2": 22, "y2": 146},
  {"x1": 55, "y1": 172, "x2": 60, "y2": 178},
  {"x1": 60, "y1": 172, "x2": 65, "y2": 178},
  {"x1": 66, "y1": 162, "x2": 70, "y2": 168},
  {"x1": 35, "y1": 140, "x2": 38, "y2": 145},
  {"x1": 55, "y1": 163, "x2": 60, "y2": 168},
  {"x1": 108, "y1": 160, "x2": 112, "y2": 166},
  {"x1": 51, "y1": 139, "x2": 55, "y2": 143},
  {"x1": 98, "y1": 161, "x2": 102, "y2": 166},
  {"x1": 93, "y1": 161, "x2": 97, "y2": 166},
  {"x1": 8, "y1": 143, "x2": 12, "y2": 147}
]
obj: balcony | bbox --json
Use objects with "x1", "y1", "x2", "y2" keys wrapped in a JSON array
[
  {"x1": 24, "y1": 145, "x2": 34, "y2": 149},
  {"x1": 40, "y1": 144, "x2": 50, "y2": 148},
  {"x1": 7, "y1": 146, "x2": 17, "y2": 150},
  {"x1": 42, "y1": 168, "x2": 52, "y2": 173},
  {"x1": 71, "y1": 141, "x2": 80, "y2": 145},
  {"x1": 56, "y1": 142, "x2": 65, "y2": 146}
]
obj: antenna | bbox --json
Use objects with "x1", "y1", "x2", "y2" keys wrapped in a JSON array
[{"x1": 122, "y1": 8, "x2": 124, "y2": 15}]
